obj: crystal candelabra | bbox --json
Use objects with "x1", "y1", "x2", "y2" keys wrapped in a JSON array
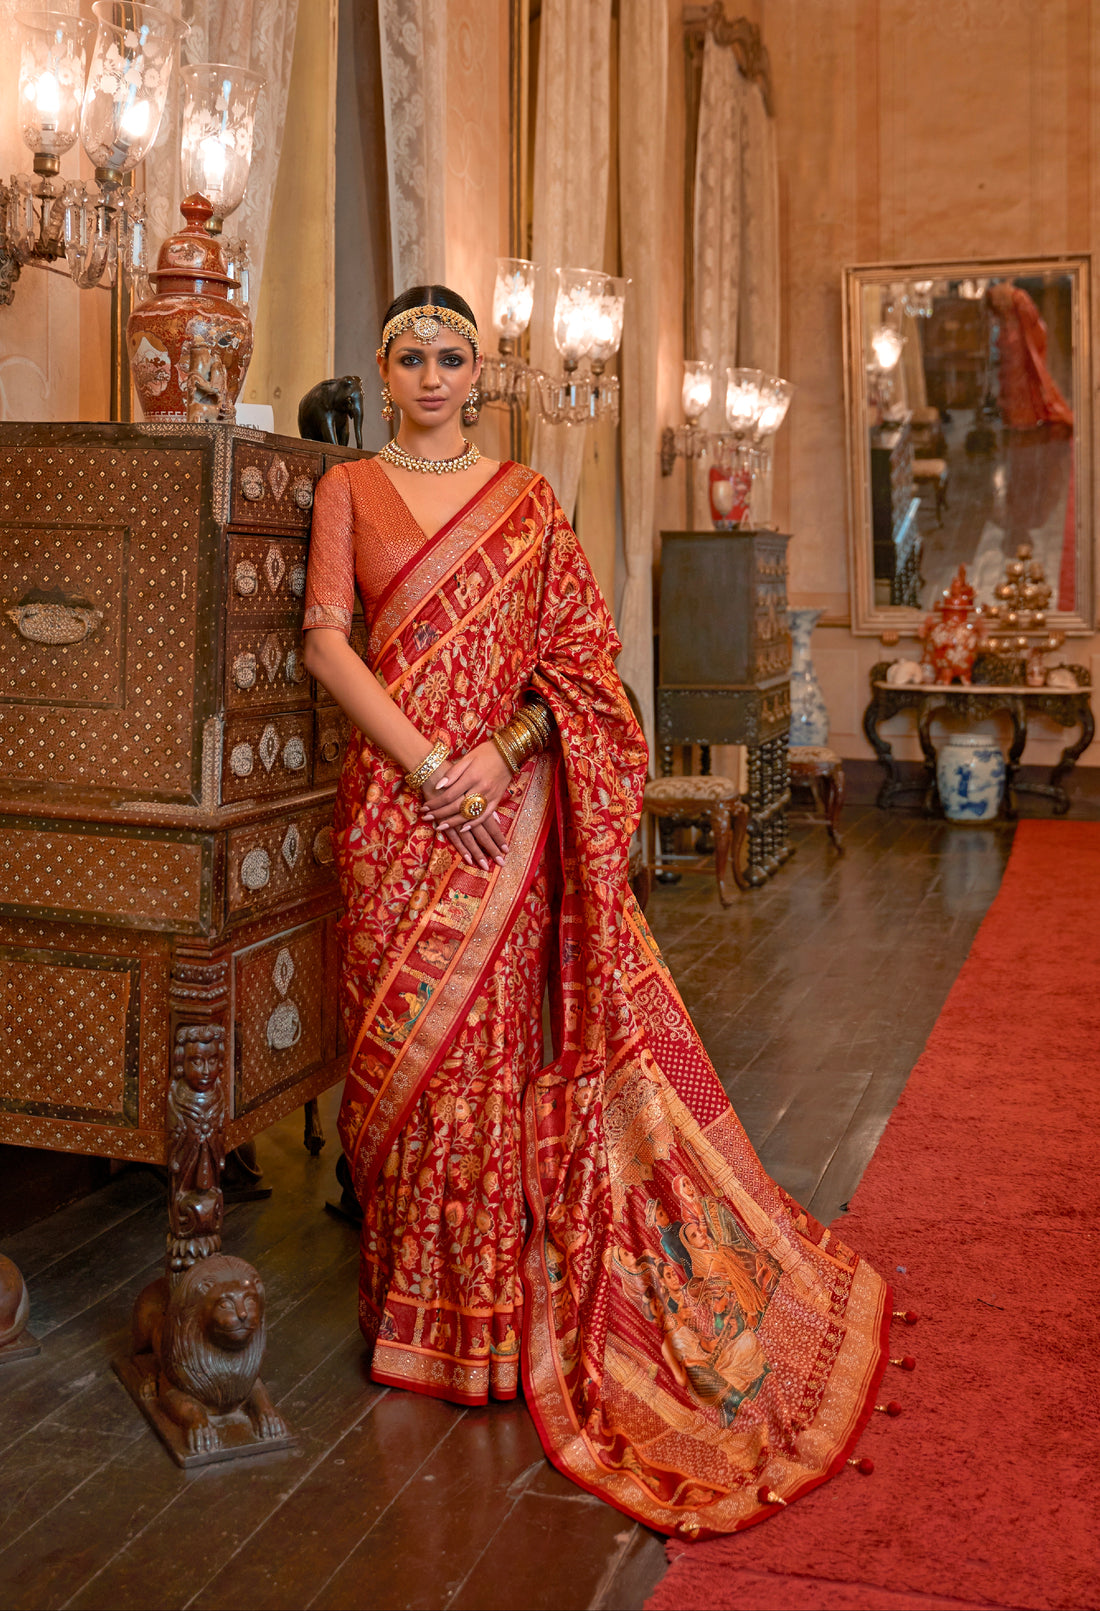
[
  {"x1": 478, "y1": 259, "x2": 626, "y2": 428},
  {"x1": 0, "y1": 7, "x2": 261, "y2": 318},
  {"x1": 0, "y1": 4, "x2": 189, "y2": 305},
  {"x1": 661, "y1": 362, "x2": 794, "y2": 530}
]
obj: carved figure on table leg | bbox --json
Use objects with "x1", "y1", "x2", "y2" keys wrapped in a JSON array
[
  {"x1": 0, "y1": 1252, "x2": 40, "y2": 1362},
  {"x1": 166, "y1": 1023, "x2": 227, "y2": 1280},
  {"x1": 130, "y1": 1253, "x2": 288, "y2": 1461}
]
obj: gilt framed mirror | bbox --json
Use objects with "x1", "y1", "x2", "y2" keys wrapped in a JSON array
[{"x1": 843, "y1": 257, "x2": 1092, "y2": 635}]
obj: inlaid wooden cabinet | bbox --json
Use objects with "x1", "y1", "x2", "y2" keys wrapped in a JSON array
[{"x1": 0, "y1": 422, "x2": 366, "y2": 1171}]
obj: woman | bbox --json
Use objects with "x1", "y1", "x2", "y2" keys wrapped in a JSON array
[{"x1": 302, "y1": 284, "x2": 894, "y2": 1538}]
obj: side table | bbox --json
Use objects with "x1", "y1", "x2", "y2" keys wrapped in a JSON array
[{"x1": 863, "y1": 660, "x2": 1095, "y2": 816}]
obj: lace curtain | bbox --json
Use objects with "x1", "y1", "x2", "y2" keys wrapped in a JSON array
[
  {"x1": 528, "y1": 0, "x2": 612, "y2": 522},
  {"x1": 144, "y1": 0, "x2": 299, "y2": 319},
  {"x1": 691, "y1": 35, "x2": 778, "y2": 525},
  {"x1": 377, "y1": 0, "x2": 446, "y2": 292},
  {"x1": 615, "y1": 0, "x2": 667, "y2": 755}
]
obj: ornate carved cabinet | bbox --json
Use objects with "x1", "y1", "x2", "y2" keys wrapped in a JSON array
[
  {"x1": 0, "y1": 423, "x2": 365, "y2": 1201},
  {"x1": 657, "y1": 529, "x2": 792, "y2": 886}
]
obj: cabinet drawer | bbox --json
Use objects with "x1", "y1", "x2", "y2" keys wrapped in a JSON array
[
  {"x1": 226, "y1": 533, "x2": 308, "y2": 619},
  {"x1": 231, "y1": 442, "x2": 322, "y2": 531},
  {"x1": 313, "y1": 705, "x2": 351, "y2": 786},
  {"x1": 231, "y1": 916, "x2": 335, "y2": 1117},
  {"x1": 221, "y1": 710, "x2": 314, "y2": 803},
  {"x1": 225, "y1": 624, "x2": 310, "y2": 713},
  {"x1": 227, "y1": 803, "x2": 337, "y2": 920}
]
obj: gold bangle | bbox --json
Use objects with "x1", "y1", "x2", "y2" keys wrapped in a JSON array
[
  {"x1": 492, "y1": 731, "x2": 523, "y2": 774},
  {"x1": 405, "y1": 739, "x2": 450, "y2": 795},
  {"x1": 522, "y1": 697, "x2": 553, "y2": 744}
]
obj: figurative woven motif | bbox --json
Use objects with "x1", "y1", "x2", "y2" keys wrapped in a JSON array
[{"x1": 303, "y1": 461, "x2": 890, "y2": 1536}]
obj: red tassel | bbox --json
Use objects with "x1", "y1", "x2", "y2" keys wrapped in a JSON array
[
  {"x1": 875, "y1": 1401, "x2": 903, "y2": 1416},
  {"x1": 757, "y1": 1485, "x2": 788, "y2": 1507},
  {"x1": 890, "y1": 1355, "x2": 917, "y2": 1371},
  {"x1": 846, "y1": 1456, "x2": 875, "y2": 1474},
  {"x1": 892, "y1": 1309, "x2": 919, "y2": 1325}
]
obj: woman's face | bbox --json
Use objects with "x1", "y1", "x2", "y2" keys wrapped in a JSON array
[{"x1": 381, "y1": 330, "x2": 481, "y2": 429}]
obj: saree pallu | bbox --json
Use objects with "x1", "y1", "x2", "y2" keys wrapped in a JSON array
[{"x1": 333, "y1": 462, "x2": 891, "y2": 1538}]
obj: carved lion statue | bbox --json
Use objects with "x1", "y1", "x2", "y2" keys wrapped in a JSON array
[{"x1": 131, "y1": 1254, "x2": 287, "y2": 1454}]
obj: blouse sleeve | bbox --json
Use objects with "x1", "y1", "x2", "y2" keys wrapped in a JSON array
[{"x1": 303, "y1": 463, "x2": 355, "y2": 636}]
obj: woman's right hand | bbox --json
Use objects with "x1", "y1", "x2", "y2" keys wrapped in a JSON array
[{"x1": 421, "y1": 745, "x2": 512, "y2": 871}]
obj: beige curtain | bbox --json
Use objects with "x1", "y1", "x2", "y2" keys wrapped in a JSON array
[
  {"x1": 738, "y1": 79, "x2": 779, "y2": 373},
  {"x1": 691, "y1": 34, "x2": 745, "y2": 527},
  {"x1": 616, "y1": 0, "x2": 667, "y2": 757},
  {"x1": 377, "y1": 0, "x2": 446, "y2": 292},
  {"x1": 145, "y1": 0, "x2": 299, "y2": 319},
  {"x1": 528, "y1": 0, "x2": 612, "y2": 522}
]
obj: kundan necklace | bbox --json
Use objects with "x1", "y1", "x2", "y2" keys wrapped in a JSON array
[{"x1": 378, "y1": 437, "x2": 481, "y2": 475}]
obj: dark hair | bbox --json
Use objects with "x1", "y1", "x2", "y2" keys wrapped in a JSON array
[{"x1": 380, "y1": 284, "x2": 479, "y2": 351}]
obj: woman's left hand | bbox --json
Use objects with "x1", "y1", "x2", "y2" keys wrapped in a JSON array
[{"x1": 421, "y1": 740, "x2": 514, "y2": 867}]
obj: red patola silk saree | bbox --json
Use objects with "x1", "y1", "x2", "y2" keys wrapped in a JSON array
[{"x1": 303, "y1": 457, "x2": 891, "y2": 1538}]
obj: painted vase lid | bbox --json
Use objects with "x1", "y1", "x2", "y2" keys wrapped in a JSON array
[{"x1": 148, "y1": 193, "x2": 237, "y2": 296}]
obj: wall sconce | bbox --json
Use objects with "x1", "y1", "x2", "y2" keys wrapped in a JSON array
[
  {"x1": 868, "y1": 325, "x2": 905, "y2": 422},
  {"x1": 480, "y1": 257, "x2": 625, "y2": 428},
  {"x1": 0, "y1": 2, "x2": 189, "y2": 302},
  {"x1": 660, "y1": 359, "x2": 712, "y2": 474}
]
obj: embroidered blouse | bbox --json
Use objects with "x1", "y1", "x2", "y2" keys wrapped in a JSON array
[{"x1": 303, "y1": 457, "x2": 430, "y2": 636}]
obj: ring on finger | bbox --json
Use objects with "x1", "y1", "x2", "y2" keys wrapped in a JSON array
[{"x1": 461, "y1": 793, "x2": 487, "y2": 821}]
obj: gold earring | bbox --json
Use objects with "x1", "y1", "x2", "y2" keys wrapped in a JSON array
[
  {"x1": 381, "y1": 381, "x2": 394, "y2": 423},
  {"x1": 462, "y1": 384, "x2": 481, "y2": 426}
]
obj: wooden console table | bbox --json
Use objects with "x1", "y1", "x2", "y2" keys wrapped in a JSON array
[{"x1": 863, "y1": 659, "x2": 1095, "y2": 815}]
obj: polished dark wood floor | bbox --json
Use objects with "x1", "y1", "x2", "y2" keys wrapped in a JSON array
[{"x1": 1, "y1": 810, "x2": 1013, "y2": 1611}]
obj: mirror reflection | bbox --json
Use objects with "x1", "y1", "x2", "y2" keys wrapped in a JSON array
[{"x1": 846, "y1": 260, "x2": 1090, "y2": 631}]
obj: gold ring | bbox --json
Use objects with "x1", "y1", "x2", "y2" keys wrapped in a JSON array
[{"x1": 461, "y1": 793, "x2": 487, "y2": 821}]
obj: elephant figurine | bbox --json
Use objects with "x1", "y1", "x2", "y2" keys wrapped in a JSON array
[{"x1": 297, "y1": 375, "x2": 364, "y2": 449}]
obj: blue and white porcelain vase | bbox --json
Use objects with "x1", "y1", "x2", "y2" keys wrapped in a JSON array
[
  {"x1": 788, "y1": 608, "x2": 829, "y2": 746},
  {"x1": 936, "y1": 733, "x2": 1006, "y2": 822}
]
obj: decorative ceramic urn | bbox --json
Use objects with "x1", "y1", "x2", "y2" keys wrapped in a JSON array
[
  {"x1": 127, "y1": 193, "x2": 253, "y2": 420},
  {"x1": 919, "y1": 566, "x2": 985, "y2": 686},
  {"x1": 936, "y1": 732, "x2": 1005, "y2": 822},
  {"x1": 789, "y1": 607, "x2": 829, "y2": 745}
]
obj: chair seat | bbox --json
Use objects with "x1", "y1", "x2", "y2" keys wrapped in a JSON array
[
  {"x1": 643, "y1": 774, "x2": 740, "y2": 805},
  {"x1": 912, "y1": 458, "x2": 948, "y2": 482},
  {"x1": 789, "y1": 745, "x2": 842, "y2": 776}
]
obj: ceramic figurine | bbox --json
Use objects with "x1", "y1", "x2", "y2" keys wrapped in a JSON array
[
  {"x1": 936, "y1": 732, "x2": 1006, "y2": 822},
  {"x1": 789, "y1": 608, "x2": 829, "y2": 745},
  {"x1": 919, "y1": 566, "x2": 985, "y2": 685},
  {"x1": 885, "y1": 658, "x2": 925, "y2": 686},
  {"x1": 1046, "y1": 666, "x2": 1079, "y2": 690},
  {"x1": 128, "y1": 193, "x2": 253, "y2": 421}
]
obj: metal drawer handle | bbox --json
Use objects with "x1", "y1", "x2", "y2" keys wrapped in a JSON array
[
  {"x1": 6, "y1": 601, "x2": 102, "y2": 645},
  {"x1": 291, "y1": 475, "x2": 314, "y2": 510},
  {"x1": 240, "y1": 465, "x2": 265, "y2": 500},
  {"x1": 319, "y1": 733, "x2": 341, "y2": 764},
  {"x1": 282, "y1": 735, "x2": 307, "y2": 771}
]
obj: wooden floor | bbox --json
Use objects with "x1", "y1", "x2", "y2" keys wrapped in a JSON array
[{"x1": 1, "y1": 809, "x2": 1014, "y2": 1611}]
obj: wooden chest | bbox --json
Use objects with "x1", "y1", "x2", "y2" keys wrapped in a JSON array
[{"x1": 0, "y1": 422, "x2": 367, "y2": 1165}]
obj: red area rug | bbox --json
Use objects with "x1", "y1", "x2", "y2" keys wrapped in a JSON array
[{"x1": 646, "y1": 821, "x2": 1100, "y2": 1611}]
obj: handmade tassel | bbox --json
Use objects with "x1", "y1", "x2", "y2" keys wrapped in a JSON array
[
  {"x1": 756, "y1": 1485, "x2": 788, "y2": 1507},
  {"x1": 875, "y1": 1401, "x2": 904, "y2": 1416},
  {"x1": 847, "y1": 1456, "x2": 875, "y2": 1474},
  {"x1": 890, "y1": 1355, "x2": 917, "y2": 1370}
]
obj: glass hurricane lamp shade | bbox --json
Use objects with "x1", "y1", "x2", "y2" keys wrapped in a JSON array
[
  {"x1": 17, "y1": 10, "x2": 94, "y2": 172},
  {"x1": 756, "y1": 376, "x2": 794, "y2": 438},
  {"x1": 681, "y1": 360, "x2": 713, "y2": 422},
  {"x1": 725, "y1": 367, "x2": 767, "y2": 437},
  {"x1": 586, "y1": 274, "x2": 628, "y2": 372},
  {"x1": 552, "y1": 267, "x2": 600, "y2": 368},
  {"x1": 179, "y1": 63, "x2": 264, "y2": 232},
  {"x1": 80, "y1": 1, "x2": 188, "y2": 184},
  {"x1": 492, "y1": 256, "x2": 536, "y2": 342}
]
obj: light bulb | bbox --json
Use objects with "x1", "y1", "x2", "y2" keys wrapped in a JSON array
[
  {"x1": 35, "y1": 70, "x2": 61, "y2": 120},
  {"x1": 120, "y1": 98, "x2": 151, "y2": 141},
  {"x1": 198, "y1": 134, "x2": 228, "y2": 193}
]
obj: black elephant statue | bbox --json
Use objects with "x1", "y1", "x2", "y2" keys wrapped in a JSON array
[{"x1": 297, "y1": 375, "x2": 364, "y2": 449}]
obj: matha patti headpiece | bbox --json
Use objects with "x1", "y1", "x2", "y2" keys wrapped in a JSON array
[{"x1": 377, "y1": 304, "x2": 480, "y2": 361}]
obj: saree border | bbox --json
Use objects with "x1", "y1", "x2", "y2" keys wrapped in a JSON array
[
  {"x1": 370, "y1": 463, "x2": 542, "y2": 664},
  {"x1": 346, "y1": 751, "x2": 556, "y2": 1200}
]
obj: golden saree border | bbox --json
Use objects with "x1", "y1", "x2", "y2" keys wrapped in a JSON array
[
  {"x1": 341, "y1": 751, "x2": 556, "y2": 1201},
  {"x1": 369, "y1": 463, "x2": 542, "y2": 665},
  {"x1": 518, "y1": 892, "x2": 892, "y2": 1540}
]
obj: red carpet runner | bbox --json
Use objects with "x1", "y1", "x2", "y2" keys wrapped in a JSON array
[{"x1": 646, "y1": 821, "x2": 1100, "y2": 1611}]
